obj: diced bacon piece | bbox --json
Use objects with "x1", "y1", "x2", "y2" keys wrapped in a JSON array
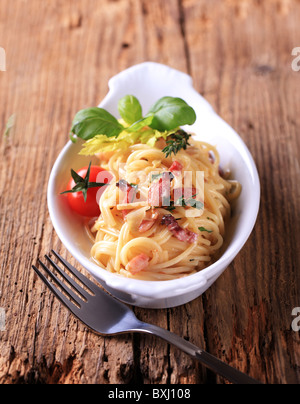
[
  {"x1": 161, "y1": 214, "x2": 198, "y2": 244},
  {"x1": 169, "y1": 160, "x2": 183, "y2": 175},
  {"x1": 139, "y1": 210, "x2": 159, "y2": 233},
  {"x1": 126, "y1": 253, "x2": 150, "y2": 275}
]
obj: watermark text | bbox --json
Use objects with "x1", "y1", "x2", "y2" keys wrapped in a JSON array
[
  {"x1": 0, "y1": 308, "x2": 5, "y2": 331},
  {"x1": 292, "y1": 47, "x2": 300, "y2": 72},
  {"x1": 95, "y1": 167, "x2": 205, "y2": 218},
  {"x1": 291, "y1": 307, "x2": 300, "y2": 332},
  {"x1": 0, "y1": 47, "x2": 6, "y2": 71}
]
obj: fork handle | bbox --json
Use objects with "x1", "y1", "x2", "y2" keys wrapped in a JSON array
[{"x1": 136, "y1": 322, "x2": 260, "y2": 384}]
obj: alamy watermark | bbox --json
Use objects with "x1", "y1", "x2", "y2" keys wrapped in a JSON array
[
  {"x1": 95, "y1": 166, "x2": 205, "y2": 218},
  {"x1": 0, "y1": 308, "x2": 5, "y2": 331},
  {"x1": 291, "y1": 307, "x2": 300, "y2": 332},
  {"x1": 0, "y1": 47, "x2": 6, "y2": 71},
  {"x1": 291, "y1": 47, "x2": 300, "y2": 72}
]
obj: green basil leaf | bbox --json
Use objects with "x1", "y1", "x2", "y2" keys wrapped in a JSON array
[
  {"x1": 118, "y1": 95, "x2": 143, "y2": 125},
  {"x1": 126, "y1": 115, "x2": 154, "y2": 132},
  {"x1": 147, "y1": 96, "x2": 196, "y2": 131},
  {"x1": 71, "y1": 108, "x2": 124, "y2": 141}
]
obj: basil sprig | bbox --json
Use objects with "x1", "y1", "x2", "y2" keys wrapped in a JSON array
[{"x1": 70, "y1": 95, "x2": 196, "y2": 142}]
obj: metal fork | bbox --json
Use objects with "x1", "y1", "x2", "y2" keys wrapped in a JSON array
[{"x1": 32, "y1": 250, "x2": 261, "y2": 384}]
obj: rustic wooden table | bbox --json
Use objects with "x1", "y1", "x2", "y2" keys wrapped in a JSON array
[{"x1": 0, "y1": 0, "x2": 299, "y2": 385}]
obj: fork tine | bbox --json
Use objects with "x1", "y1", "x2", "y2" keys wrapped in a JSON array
[
  {"x1": 51, "y1": 250, "x2": 98, "y2": 294},
  {"x1": 32, "y1": 265, "x2": 82, "y2": 315},
  {"x1": 45, "y1": 255, "x2": 91, "y2": 301},
  {"x1": 36, "y1": 259, "x2": 84, "y2": 308}
]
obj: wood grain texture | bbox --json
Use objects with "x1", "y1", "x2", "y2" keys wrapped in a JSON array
[{"x1": 0, "y1": 0, "x2": 299, "y2": 384}]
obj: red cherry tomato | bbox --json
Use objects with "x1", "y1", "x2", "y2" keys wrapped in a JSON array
[{"x1": 66, "y1": 166, "x2": 113, "y2": 217}]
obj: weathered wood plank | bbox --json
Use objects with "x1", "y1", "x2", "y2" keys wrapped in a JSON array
[
  {"x1": 0, "y1": 0, "x2": 140, "y2": 384},
  {"x1": 182, "y1": 0, "x2": 300, "y2": 384}
]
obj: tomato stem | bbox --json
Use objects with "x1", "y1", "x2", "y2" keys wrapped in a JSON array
[{"x1": 61, "y1": 161, "x2": 106, "y2": 202}]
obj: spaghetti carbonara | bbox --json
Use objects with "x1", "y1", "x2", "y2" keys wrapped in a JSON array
[{"x1": 86, "y1": 136, "x2": 241, "y2": 281}]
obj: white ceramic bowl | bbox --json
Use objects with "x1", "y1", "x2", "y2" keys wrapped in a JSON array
[{"x1": 47, "y1": 62, "x2": 260, "y2": 309}]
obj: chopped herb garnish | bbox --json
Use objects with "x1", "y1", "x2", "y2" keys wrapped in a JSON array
[
  {"x1": 198, "y1": 227, "x2": 213, "y2": 233},
  {"x1": 175, "y1": 193, "x2": 204, "y2": 210}
]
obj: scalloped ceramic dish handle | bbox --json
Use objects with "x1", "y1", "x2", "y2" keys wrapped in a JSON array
[
  {"x1": 47, "y1": 62, "x2": 260, "y2": 309},
  {"x1": 99, "y1": 62, "x2": 214, "y2": 124}
]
